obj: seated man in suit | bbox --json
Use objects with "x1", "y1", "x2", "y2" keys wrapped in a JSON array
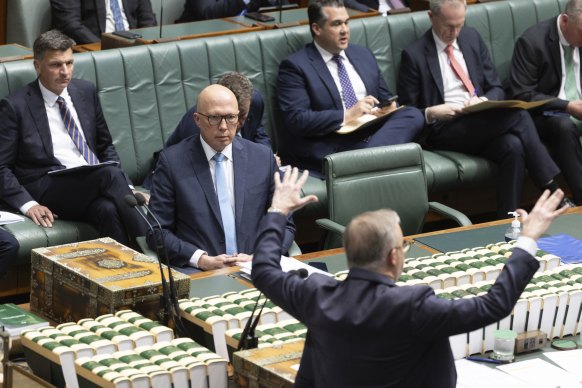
[
  {"x1": 51, "y1": 0, "x2": 157, "y2": 44},
  {"x1": 318, "y1": 0, "x2": 409, "y2": 14},
  {"x1": 507, "y1": 0, "x2": 582, "y2": 205},
  {"x1": 0, "y1": 229, "x2": 19, "y2": 277},
  {"x1": 397, "y1": 0, "x2": 571, "y2": 216},
  {"x1": 252, "y1": 167, "x2": 567, "y2": 387},
  {"x1": 277, "y1": 0, "x2": 424, "y2": 177},
  {"x1": 143, "y1": 72, "x2": 277, "y2": 189},
  {"x1": 176, "y1": 0, "x2": 287, "y2": 23},
  {"x1": 0, "y1": 30, "x2": 147, "y2": 247},
  {"x1": 147, "y1": 84, "x2": 295, "y2": 271}
]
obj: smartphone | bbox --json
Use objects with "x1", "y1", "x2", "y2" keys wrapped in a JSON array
[
  {"x1": 112, "y1": 31, "x2": 142, "y2": 39},
  {"x1": 378, "y1": 95, "x2": 399, "y2": 108},
  {"x1": 245, "y1": 12, "x2": 275, "y2": 22}
]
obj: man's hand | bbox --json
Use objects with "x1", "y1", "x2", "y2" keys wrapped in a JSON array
[
  {"x1": 344, "y1": 95, "x2": 380, "y2": 123},
  {"x1": 270, "y1": 168, "x2": 318, "y2": 215},
  {"x1": 463, "y1": 96, "x2": 484, "y2": 108},
  {"x1": 426, "y1": 103, "x2": 464, "y2": 121},
  {"x1": 566, "y1": 100, "x2": 582, "y2": 120},
  {"x1": 518, "y1": 189, "x2": 569, "y2": 241},
  {"x1": 374, "y1": 101, "x2": 398, "y2": 116},
  {"x1": 133, "y1": 190, "x2": 150, "y2": 204},
  {"x1": 26, "y1": 205, "x2": 57, "y2": 228},
  {"x1": 234, "y1": 253, "x2": 253, "y2": 263},
  {"x1": 198, "y1": 254, "x2": 240, "y2": 271}
]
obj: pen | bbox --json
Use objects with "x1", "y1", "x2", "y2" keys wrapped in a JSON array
[
  {"x1": 465, "y1": 356, "x2": 504, "y2": 365},
  {"x1": 473, "y1": 87, "x2": 479, "y2": 97}
]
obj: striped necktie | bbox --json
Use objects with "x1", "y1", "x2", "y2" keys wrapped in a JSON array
[
  {"x1": 56, "y1": 96, "x2": 99, "y2": 165},
  {"x1": 213, "y1": 153, "x2": 238, "y2": 255}
]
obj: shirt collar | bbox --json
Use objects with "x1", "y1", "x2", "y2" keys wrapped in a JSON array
[
  {"x1": 38, "y1": 80, "x2": 69, "y2": 107},
  {"x1": 314, "y1": 40, "x2": 348, "y2": 64},
  {"x1": 200, "y1": 136, "x2": 234, "y2": 163},
  {"x1": 432, "y1": 30, "x2": 459, "y2": 53}
]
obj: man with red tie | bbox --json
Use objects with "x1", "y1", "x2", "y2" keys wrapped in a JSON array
[
  {"x1": 397, "y1": 0, "x2": 572, "y2": 217},
  {"x1": 0, "y1": 30, "x2": 147, "y2": 246}
]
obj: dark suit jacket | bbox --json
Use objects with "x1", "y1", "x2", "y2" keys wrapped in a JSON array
[
  {"x1": 398, "y1": 27, "x2": 505, "y2": 116},
  {"x1": 147, "y1": 136, "x2": 295, "y2": 267},
  {"x1": 51, "y1": 0, "x2": 157, "y2": 44},
  {"x1": 277, "y1": 43, "x2": 394, "y2": 173},
  {"x1": 507, "y1": 17, "x2": 570, "y2": 112},
  {"x1": 176, "y1": 0, "x2": 282, "y2": 23},
  {"x1": 0, "y1": 79, "x2": 125, "y2": 210},
  {"x1": 167, "y1": 90, "x2": 271, "y2": 148},
  {"x1": 252, "y1": 213, "x2": 539, "y2": 388}
]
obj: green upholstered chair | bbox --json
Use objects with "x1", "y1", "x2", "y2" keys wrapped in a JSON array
[{"x1": 316, "y1": 143, "x2": 472, "y2": 249}]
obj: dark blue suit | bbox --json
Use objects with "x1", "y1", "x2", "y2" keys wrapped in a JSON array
[
  {"x1": 277, "y1": 43, "x2": 424, "y2": 177},
  {"x1": 167, "y1": 90, "x2": 271, "y2": 148},
  {"x1": 147, "y1": 135, "x2": 294, "y2": 268},
  {"x1": 252, "y1": 213, "x2": 539, "y2": 387},
  {"x1": 398, "y1": 27, "x2": 560, "y2": 215},
  {"x1": 0, "y1": 228, "x2": 18, "y2": 276},
  {"x1": 507, "y1": 17, "x2": 582, "y2": 204},
  {"x1": 0, "y1": 79, "x2": 146, "y2": 245}
]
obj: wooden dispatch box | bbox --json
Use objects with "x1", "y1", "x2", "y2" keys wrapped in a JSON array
[
  {"x1": 30, "y1": 237, "x2": 190, "y2": 324},
  {"x1": 233, "y1": 340, "x2": 304, "y2": 388}
]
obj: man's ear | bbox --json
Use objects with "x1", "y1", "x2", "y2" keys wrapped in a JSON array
[
  {"x1": 311, "y1": 22, "x2": 321, "y2": 37},
  {"x1": 386, "y1": 248, "x2": 397, "y2": 269}
]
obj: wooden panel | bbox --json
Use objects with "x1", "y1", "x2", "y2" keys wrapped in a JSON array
[{"x1": 0, "y1": 0, "x2": 6, "y2": 44}]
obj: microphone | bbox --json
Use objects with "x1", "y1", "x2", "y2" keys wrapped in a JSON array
[
  {"x1": 237, "y1": 267, "x2": 308, "y2": 350},
  {"x1": 278, "y1": 0, "x2": 283, "y2": 24},
  {"x1": 159, "y1": 0, "x2": 164, "y2": 38},
  {"x1": 133, "y1": 193, "x2": 186, "y2": 336}
]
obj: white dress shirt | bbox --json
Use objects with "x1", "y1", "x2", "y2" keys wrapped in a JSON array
[{"x1": 433, "y1": 31, "x2": 472, "y2": 106}]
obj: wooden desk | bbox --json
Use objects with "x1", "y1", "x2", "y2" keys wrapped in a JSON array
[
  {"x1": 101, "y1": 19, "x2": 262, "y2": 50},
  {"x1": 228, "y1": 7, "x2": 379, "y2": 28},
  {"x1": 0, "y1": 43, "x2": 32, "y2": 63},
  {"x1": 72, "y1": 42, "x2": 101, "y2": 53}
]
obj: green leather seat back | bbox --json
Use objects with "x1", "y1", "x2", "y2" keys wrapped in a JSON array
[
  {"x1": 325, "y1": 143, "x2": 429, "y2": 237},
  {"x1": 6, "y1": 0, "x2": 51, "y2": 47}
]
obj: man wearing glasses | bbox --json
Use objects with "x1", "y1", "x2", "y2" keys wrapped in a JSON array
[{"x1": 146, "y1": 84, "x2": 295, "y2": 272}]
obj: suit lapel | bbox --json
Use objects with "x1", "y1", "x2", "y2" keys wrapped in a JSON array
[
  {"x1": 549, "y1": 19, "x2": 564, "y2": 82},
  {"x1": 190, "y1": 137, "x2": 224, "y2": 228},
  {"x1": 306, "y1": 44, "x2": 344, "y2": 110},
  {"x1": 457, "y1": 30, "x2": 480, "y2": 94},
  {"x1": 26, "y1": 81, "x2": 54, "y2": 157},
  {"x1": 232, "y1": 138, "x2": 246, "y2": 236},
  {"x1": 424, "y1": 32, "x2": 445, "y2": 100},
  {"x1": 97, "y1": 0, "x2": 107, "y2": 33},
  {"x1": 345, "y1": 46, "x2": 372, "y2": 95}
]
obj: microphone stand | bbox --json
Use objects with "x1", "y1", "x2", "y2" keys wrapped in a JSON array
[
  {"x1": 125, "y1": 195, "x2": 172, "y2": 327},
  {"x1": 278, "y1": 0, "x2": 283, "y2": 24},
  {"x1": 159, "y1": 0, "x2": 164, "y2": 38}
]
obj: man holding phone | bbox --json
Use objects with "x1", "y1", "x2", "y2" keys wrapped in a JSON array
[{"x1": 277, "y1": 0, "x2": 424, "y2": 177}]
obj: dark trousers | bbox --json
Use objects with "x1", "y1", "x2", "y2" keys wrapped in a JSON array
[
  {"x1": 533, "y1": 114, "x2": 582, "y2": 204},
  {"x1": 30, "y1": 166, "x2": 147, "y2": 246},
  {"x1": 0, "y1": 228, "x2": 19, "y2": 275},
  {"x1": 426, "y1": 109, "x2": 560, "y2": 216}
]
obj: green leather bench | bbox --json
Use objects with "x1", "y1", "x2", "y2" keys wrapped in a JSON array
[{"x1": 0, "y1": 0, "x2": 569, "y2": 286}]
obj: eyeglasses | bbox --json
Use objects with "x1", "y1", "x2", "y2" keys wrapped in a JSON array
[
  {"x1": 393, "y1": 240, "x2": 411, "y2": 254},
  {"x1": 197, "y1": 112, "x2": 239, "y2": 126}
]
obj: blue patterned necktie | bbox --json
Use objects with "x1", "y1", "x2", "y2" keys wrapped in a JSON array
[
  {"x1": 110, "y1": 0, "x2": 126, "y2": 32},
  {"x1": 212, "y1": 153, "x2": 238, "y2": 255},
  {"x1": 332, "y1": 54, "x2": 358, "y2": 109},
  {"x1": 56, "y1": 97, "x2": 99, "y2": 165}
]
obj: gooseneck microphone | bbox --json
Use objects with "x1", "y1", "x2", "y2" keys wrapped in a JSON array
[
  {"x1": 237, "y1": 267, "x2": 308, "y2": 350},
  {"x1": 125, "y1": 194, "x2": 172, "y2": 326}
]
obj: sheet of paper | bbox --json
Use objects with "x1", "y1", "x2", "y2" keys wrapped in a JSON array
[
  {"x1": 238, "y1": 255, "x2": 333, "y2": 278},
  {"x1": 337, "y1": 105, "x2": 403, "y2": 134},
  {"x1": 0, "y1": 211, "x2": 25, "y2": 225},
  {"x1": 544, "y1": 349, "x2": 582, "y2": 380},
  {"x1": 47, "y1": 160, "x2": 120, "y2": 175},
  {"x1": 497, "y1": 358, "x2": 582, "y2": 387},
  {"x1": 463, "y1": 98, "x2": 555, "y2": 114},
  {"x1": 455, "y1": 359, "x2": 533, "y2": 388}
]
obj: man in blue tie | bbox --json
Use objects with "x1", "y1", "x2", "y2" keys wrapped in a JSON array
[
  {"x1": 50, "y1": 0, "x2": 157, "y2": 44},
  {"x1": 0, "y1": 30, "x2": 147, "y2": 246},
  {"x1": 147, "y1": 84, "x2": 295, "y2": 271},
  {"x1": 277, "y1": 0, "x2": 424, "y2": 177}
]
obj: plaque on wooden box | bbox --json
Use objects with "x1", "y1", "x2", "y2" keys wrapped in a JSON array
[{"x1": 30, "y1": 238, "x2": 190, "y2": 324}]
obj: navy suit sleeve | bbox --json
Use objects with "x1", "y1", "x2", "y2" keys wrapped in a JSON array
[
  {"x1": 130, "y1": 0, "x2": 157, "y2": 28},
  {"x1": 166, "y1": 106, "x2": 199, "y2": 147},
  {"x1": 247, "y1": 91, "x2": 271, "y2": 148},
  {"x1": 343, "y1": 0, "x2": 371, "y2": 12},
  {"x1": 472, "y1": 32, "x2": 505, "y2": 101},
  {"x1": 51, "y1": 0, "x2": 101, "y2": 43},
  {"x1": 146, "y1": 151, "x2": 198, "y2": 267},
  {"x1": 397, "y1": 48, "x2": 426, "y2": 112},
  {"x1": 411, "y1": 248, "x2": 539, "y2": 339},
  {"x1": 179, "y1": 0, "x2": 246, "y2": 21},
  {"x1": 277, "y1": 58, "x2": 344, "y2": 137},
  {"x1": 0, "y1": 99, "x2": 36, "y2": 209}
]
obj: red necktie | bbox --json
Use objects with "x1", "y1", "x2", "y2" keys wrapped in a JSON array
[{"x1": 445, "y1": 44, "x2": 475, "y2": 96}]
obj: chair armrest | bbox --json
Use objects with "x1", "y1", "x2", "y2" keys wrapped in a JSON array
[
  {"x1": 136, "y1": 235, "x2": 158, "y2": 258},
  {"x1": 428, "y1": 202, "x2": 472, "y2": 227},
  {"x1": 315, "y1": 218, "x2": 346, "y2": 235},
  {"x1": 288, "y1": 240, "x2": 302, "y2": 257}
]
